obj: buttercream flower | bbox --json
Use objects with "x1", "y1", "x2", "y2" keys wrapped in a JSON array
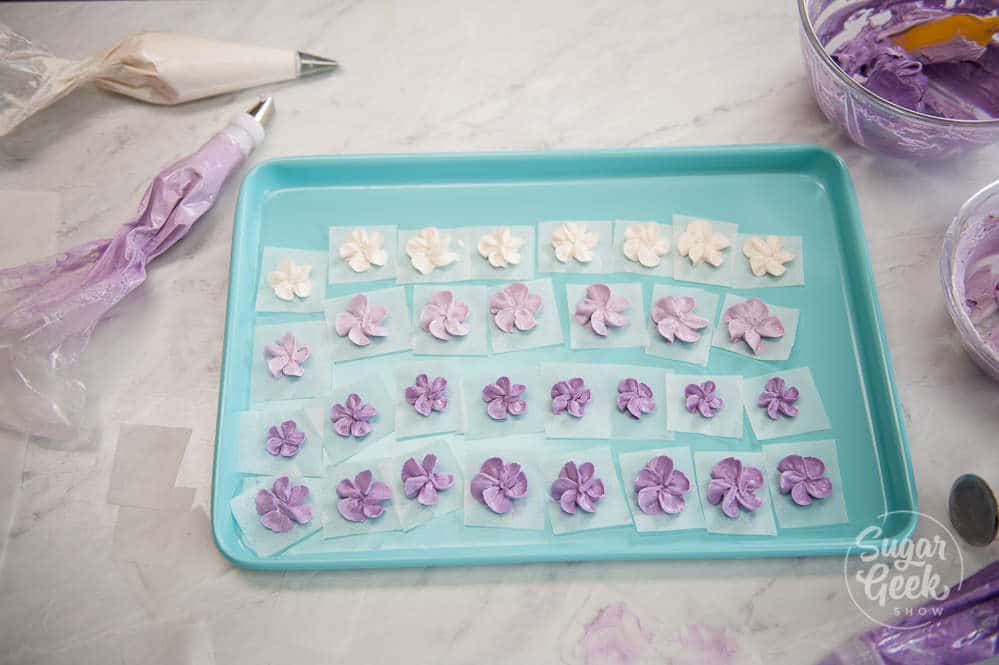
[
  {"x1": 406, "y1": 227, "x2": 459, "y2": 275},
  {"x1": 650, "y1": 295, "x2": 709, "y2": 343},
  {"x1": 677, "y1": 219, "x2": 731, "y2": 267},
  {"x1": 723, "y1": 298, "x2": 784, "y2": 355},
  {"x1": 470, "y1": 457, "x2": 528, "y2": 514},
  {"x1": 550, "y1": 460, "x2": 605, "y2": 515},
  {"x1": 255, "y1": 476, "x2": 312, "y2": 533},
  {"x1": 757, "y1": 377, "x2": 799, "y2": 420},
  {"x1": 401, "y1": 453, "x2": 455, "y2": 506},
  {"x1": 266, "y1": 420, "x2": 305, "y2": 457},
  {"x1": 266, "y1": 259, "x2": 312, "y2": 301},
  {"x1": 743, "y1": 235, "x2": 794, "y2": 277},
  {"x1": 482, "y1": 376, "x2": 527, "y2": 420},
  {"x1": 405, "y1": 374, "x2": 449, "y2": 417},
  {"x1": 334, "y1": 293, "x2": 388, "y2": 346},
  {"x1": 330, "y1": 393, "x2": 377, "y2": 438},
  {"x1": 706, "y1": 457, "x2": 764, "y2": 519},
  {"x1": 575, "y1": 283, "x2": 630, "y2": 336},
  {"x1": 264, "y1": 332, "x2": 310, "y2": 379},
  {"x1": 634, "y1": 455, "x2": 690, "y2": 515},
  {"x1": 336, "y1": 470, "x2": 392, "y2": 522},
  {"x1": 778, "y1": 454, "x2": 832, "y2": 506},
  {"x1": 420, "y1": 290, "x2": 470, "y2": 341},
  {"x1": 339, "y1": 228, "x2": 388, "y2": 273},
  {"x1": 551, "y1": 222, "x2": 599, "y2": 263},
  {"x1": 622, "y1": 222, "x2": 670, "y2": 268},
  {"x1": 616, "y1": 378, "x2": 655, "y2": 420},
  {"x1": 965, "y1": 266, "x2": 998, "y2": 323},
  {"x1": 551, "y1": 377, "x2": 591, "y2": 418},
  {"x1": 490, "y1": 282, "x2": 542, "y2": 333},
  {"x1": 478, "y1": 227, "x2": 525, "y2": 268},
  {"x1": 684, "y1": 381, "x2": 723, "y2": 418}
]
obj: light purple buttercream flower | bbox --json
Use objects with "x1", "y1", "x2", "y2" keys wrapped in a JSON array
[
  {"x1": 551, "y1": 377, "x2": 591, "y2": 418},
  {"x1": 470, "y1": 457, "x2": 528, "y2": 514},
  {"x1": 651, "y1": 295, "x2": 709, "y2": 343},
  {"x1": 706, "y1": 457, "x2": 764, "y2": 519},
  {"x1": 334, "y1": 293, "x2": 388, "y2": 346},
  {"x1": 634, "y1": 455, "x2": 690, "y2": 515},
  {"x1": 401, "y1": 453, "x2": 455, "y2": 506},
  {"x1": 778, "y1": 454, "x2": 833, "y2": 506},
  {"x1": 255, "y1": 476, "x2": 312, "y2": 532},
  {"x1": 336, "y1": 470, "x2": 391, "y2": 522},
  {"x1": 490, "y1": 282, "x2": 543, "y2": 333},
  {"x1": 574, "y1": 283, "x2": 630, "y2": 336},
  {"x1": 330, "y1": 393, "x2": 376, "y2": 438},
  {"x1": 266, "y1": 420, "x2": 304, "y2": 457},
  {"x1": 405, "y1": 373, "x2": 448, "y2": 417},
  {"x1": 757, "y1": 377, "x2": 799, "y2": 420},
  {"x1": 616, "y1": 378, "x2": 655, "y2": 420},
  {"x1": 723, "y1": 297, "x2": 784, "y2": 355},
  {"x1": 684, "y1": 381, "x2": 723, "y2": 418},
  {"x1": 965, "y1": 266, "x2": 999, "y2": 323},
  {"x1": 264, "y1": 332, "x2": 310, "y2": 379},
  {"x1": 482, "y1": 376, "x2": 527, "y2": 420},
  {"x1": 420, "y1": 290, "x2": 470, "y2": 341},
  {"x1": 550, "y1": 460, "x2": 605, "y2": 515}
]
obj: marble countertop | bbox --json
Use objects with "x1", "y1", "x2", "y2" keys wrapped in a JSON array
[{"x1": 1, "y1": 1, "x2": 997, "y2": 664}]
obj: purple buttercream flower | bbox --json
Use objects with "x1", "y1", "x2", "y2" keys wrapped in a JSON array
[
  {"x1": 264, "y1": 332, "x2": 310, "y2": 378},
  {"x1": 778, "y1": 454, "x2": 833, "y2": 506},
  {"x1": 634, "y1": 455, "x2": 690, "y2": 515},
  {"x1": 965, "y1": 266, "x2": 999, "y2": 323},
  {"x1": 550, "y1": 460, "x2": 605, "y2": 515},
  {"x1": 651, "y1": 295, "x2": 709, "y2": 343},
  {"x1": 420, "y1": 290, "x2": 470, "y2": 341},
  {"x1": 405, "y1": 373, "x2": 448, "y2": 417},
  {"x1": 574, "y1": 283, "x2": 630, "y2": 336},
  {"x1": 723, "y1": 298, "x2": 784, "y2": 355},
  {"x1": 616, "y1": 378, "x2": 655, "y2": 420},
  {"x1": 255, "y1": 476, "x2": 312, "y2": 533},
  {"x1": 706, "y1": 457, "x2": 764, "y2": 519},
  {"x1": 334, "y1": 293, "x2": 388, "y2": 346},
  {"x1": 336, "y1": 470, "x2": 392, "y2": 522},
  {"x1": 490, "y1": 282, "x2": 543, "y2": 333},
  {"x1": 266, "y1": 420, "x2": 305, "y2": 457},
  {"x1": 684, "y1": 381, "x2": 723, "y2": 418},
  {"x1": 551, "y1": 377, "x2": 591, "y2": 418},
  {"x1": 330, "y1": 393, "x2": 377, "y2": 438},
  {"x1": 470, "y1": 457, "x2": 528, "y2": 514},
  {"x1": 757, "y1": 377, "x2": 799, "y2": 420},
  {"x1": 401, "y1": 453, "x2": 455, "y2": 506},
  {"x1": 482, "y1": 376, "x2": 527, "y2": 420}
]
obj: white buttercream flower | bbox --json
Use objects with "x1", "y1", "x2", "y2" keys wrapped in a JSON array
[
  {"x1": 622, "y1": 222, "x2": 670, "y2": 268},
  {"x1": 266, "y1": 259, "x2": 312, "y2": 301},
  {"x1": 339, "y1": 228, "x2": 388, "y2": 273},
  {"x1": 406, "y1": 227, "x2": 459, "y2": 275},
  {"x1": 742, "y1": 235, "x2": 794, "y2": 277},
  {"x1": 676, "y1": 220, "x2": 731, "y2": 267},
  {"x1": 477, "y1": 227, "x2": 525, "y2": 268},
  {"x1": 551, "y1": 222, "x2": 599, "y2": 264}
]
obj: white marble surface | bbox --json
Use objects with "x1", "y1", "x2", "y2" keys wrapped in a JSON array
[{"x1": 1, "y1": 1, "x2": 998, "y2": 664}]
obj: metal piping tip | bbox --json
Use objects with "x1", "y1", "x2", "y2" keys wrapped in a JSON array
[
  {"x1": 247, "y1": 96, "x2": 275, "y2": 127},
  {"x1": 297, "y1": 51, "x2": 338, "y2": 77}
]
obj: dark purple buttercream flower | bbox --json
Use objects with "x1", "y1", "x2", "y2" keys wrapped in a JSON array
[
  {"x1": 684, "y1": 381, "x2": 723, "y2": 418},
  {"x1": 336, "y1": 470, "x2": 391, "y2": 522},
  {"x1": 723, "y1": 298, "x2": 784, "y2": 355},
  {"x1": 757, "y1": 377, "x2": 799, "y2": 420},
  {"x1": 401, "y1": 453, "x2": 454, "y2": 506},
  {"x1": 330, "y1": 393, "x2": 377, "y2": 438},
  {"x1": 482, "y1": 376, "x2": 527, "y2": 420},
  {"x1": 634, "y1": 455, "x2": 690, "y2": 515},
  {"x1": 706, "y1": 457, "x2": 764, "y2": 519},
  {"x1": 574, "y1": 283, "x2": 630, "y2": 336},
  {"x1": 616, "y1": 378, "x2": 655, "y2": 420},
  {"x1": 470, "y1": 457, "x2": 528, "y2": 514},
  {"x1": 778, "y1": 455, "x2": 832, "y2": 506},
  {"x1": 551, "y1": 377, "x2": 591, "y2": 418},
  {"x1": 264, "y1": 332, "x2": 310, "y2": 378},
  {"x1": 651, "y1": 295, "x2": 709, "y2": 343},
  {"x1": 490, "y1": 282, "x2": 542, "y2": 333},
  {"x1": 255, "y1": 476, "x2": 312, "y2": 532},
  {"x1": 550, "y1": 460, "x2": 605, "y2": 515},
  {"x1": 405, "y1": 373, "x2": 448, "y2": 417},
  {"x1": 266, "y1": 420, "x2": 304, "y2": 457}
]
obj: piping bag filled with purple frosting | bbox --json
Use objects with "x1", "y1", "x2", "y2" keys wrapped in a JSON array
[{"x1": 0, "y1": 97, "x2": 273, "y2": 440}]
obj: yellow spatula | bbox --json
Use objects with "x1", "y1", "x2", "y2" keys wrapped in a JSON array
[{"x1": 892, "y1": 13, "x2": 999, "y2": 52}]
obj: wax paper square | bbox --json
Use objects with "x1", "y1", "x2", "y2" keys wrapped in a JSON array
[
  {"x1": 323, "y1": 286, "x2": 412, "y2": 362},
  {"x1": 609, "y1": 221, "x2": 673, "y2": 277},
  {"x1": 323, "y1": 373, "x2": 396, "y2": 465},
  {"x1": 665, "y1": 373, "x2": 744, "y2": 439},
  {"x1": 462, "y1": 440, "x2": 545, "y2": 531},
  {"x1": 643, "y1": 284, "x2": 720, "y2": 367},
  {"x1": 411, "y1": 284, "x2": 489, "y2": 356},
  {"x1": 393, "y1": 359, "x2": 466, "y2": 439},
  {"x1": 540, "y1": 362, "x2": 615, "y2": 439},
  {"x1": 328, "y1": 225, "x2": 398, "y2": 284},
  {"x1": 237, "y1": 404, "x2": 324, "y2": 476},
  {"x1": 711, "y1": 294, "x2": 800, "y2": 362},
  {"x1": 379, "y1": 438, "x2": 464, "y2": 531},
  {"x1": 616, "y1": 446, "x2": 705, "y2": 533},
  {"x1": 761, "y1": 440, "x2": 848, "y2": 529},
  {"x1": 461, "y1": 225, "x2": 537, "y2": 281},
  {"x1": 542, "y1": 446, "x2": 633, "y2": 535},
  {"x1": 742, "y1": 367, "x2": 830, "y2": 440},
  {"x1": 396, "y1": 227, "x2": 472, "y2": 284},
  {"x1": 230, "y1": 475, "x2": 323, "y2": 557},
  {"x1": 537, "y1": 221, "x2": 614, "y2": 273},
  {"x1": 671, "y1": 214, "x2": 738, "y2": 287},
  {"x1": 462, "y1": 364, "x2": 545, "y2": 439},
  {"x1": 693, "y1": 451, "x2": 777, "y2": 536},
  {"x1": 606, "y1": 365, "x2": 672, "y2": 441},
  {"x1": 730, "y1": 235, "x2": 805, "y2": 288},
  {"x1": 255, "y1": 247, "x2": 328, "y2": 313},
  {"x1": 321, "y1": 459, "x2": 403, "y2": 539},
  {"x1": 249, "y1": 321, "x2": 332, "y2": 404},
  {"x1": 488, "y1": 278, "x2": 564, "y2": 354},
  {"x1": 566, "y1": 282, "x2": 647, "y2": 350}
]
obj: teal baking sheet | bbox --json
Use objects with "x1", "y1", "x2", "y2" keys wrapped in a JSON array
[{"x1": 211, "y1": 145, "x2": 917, "y2": 569}]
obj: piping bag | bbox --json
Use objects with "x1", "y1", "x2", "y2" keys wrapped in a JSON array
[{"x1": 0, "y1": 96, "x2": 274, "y2": 440}]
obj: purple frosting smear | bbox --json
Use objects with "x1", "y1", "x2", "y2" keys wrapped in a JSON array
[
  {"x1": 723, "y1": 298, "x2": 784, "y2": 355},
  {"x1": 266, "y1": 420, "x2": 304, "y2": 457},
  {"x1": 551, "y1": 377, "x2": 591, "y2": 418},
  {"x1": 757, "y1": 377, "x2": 800, "y2": 420},
  {"x1": 778, "y1": 455, "x2": 833, "y2": 506},
  {"x1": 550, "y1": 460, "x2": 605, "y2": 515},
  {"x1": 336, "y1": 470, "x2": 391, "y2": 522},
  {"x1": 471, "y1": 457, "x2": 528, "y2": 514},
  {"x1": 401, "y1": 453, "x2": 454, "y2": 506},
  {"x1": 616, "y1": 378, "x2": 655, "y2": 420},
  {"x1": 405, "y1": 374, "x2": 449, "y2": 417},
  {"x1": 575, "y1": 283, "x2": 630, "y2": 336},
  {"x1": 255, "y1": 476, "x2": 312, "y2": 533},
  {"x1": 483, "y1": 376, "x2": 527, "y2": 420},
  {"x1": 263, "y1": 332, "x2": 309, "y2": 379},
  {"x1": 634, "y1": 455, "x2": 690, "y2": 516},
  {"x1": 684, "y1": 381, "x2": 723, "y2": 418},
  {"x1": 707, "y1": 457, "x2": 764, "y2": 519},
  {"x1": 330, "y1": 393, "x2": 376, "y2": 438}
]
